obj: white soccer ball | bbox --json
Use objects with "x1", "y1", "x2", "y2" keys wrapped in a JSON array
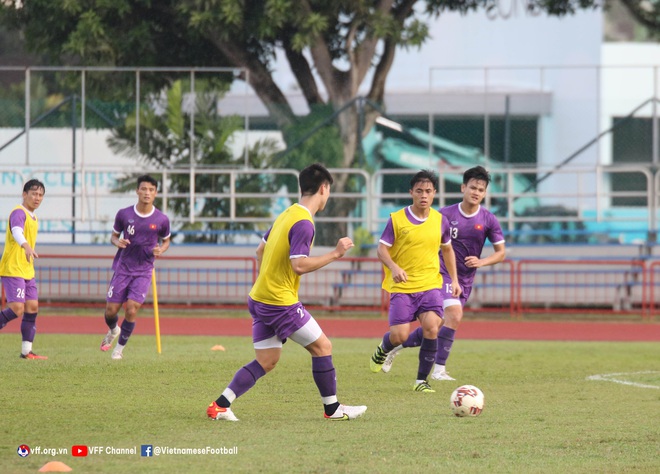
[{"x1": 450, "y1": 385, "x2": 484, "y2": 417}]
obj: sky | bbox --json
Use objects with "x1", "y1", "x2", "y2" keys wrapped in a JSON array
[{"x1": 256, "y1": 6, "x2": 603, "y2": 97}]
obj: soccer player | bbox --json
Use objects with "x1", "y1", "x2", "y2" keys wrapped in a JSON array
[
  {"x1": 369, "y1": 170, "x2": 461, "y2": 392},
  {"x1": 99, "y1": 175, "x2": 171, "y2": 359},
  {"x1": 207, "y1": 163, "x2": 367, "y2": 422},
  {"x1": 0, "y1": 179, "x2": 48, "y2": 359},
  {"x1": 381, "y1": 166, "x2": 506, "y2": 380}
]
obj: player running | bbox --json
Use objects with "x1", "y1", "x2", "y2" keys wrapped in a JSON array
[
  {"x1": 0, "y1": 179, "x2": 48, "y2": 360},
  {"x1": 381, "y1": 166, "x2": 505, "y2": 380},
  {"x1": 369, "y1": 169, "x2": 461, "y2": 392},
  {"x1": 99, "y1": 175, "x2": 171, "y2": 359},
  {"x1": 207, "y1": 163, "x2": 367, "y2": 421}
]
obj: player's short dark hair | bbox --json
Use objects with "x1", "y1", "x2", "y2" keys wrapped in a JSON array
[
  {"x1": 410, "y1": 169, "x2": 438, "y2": 191},
  {"x1": 137, "y1": 174, "x2": 159, "y2": 190},
  {"x1": 23, "y1": 179, "x2": 45, "y2": 194},
  {"x1": 299, "y1": 163, "x2": 333, "y2": 196},
  {"x1": 463, "y1": 166, "x2": 491, "y2": 187}
]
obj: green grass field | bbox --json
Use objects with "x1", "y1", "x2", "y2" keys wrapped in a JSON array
[{"x1": 1, "y1": 333, "x2": 658, "y2": 473}]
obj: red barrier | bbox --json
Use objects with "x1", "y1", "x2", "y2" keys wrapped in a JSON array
[
  {"x1": 515, "y1": 259, "x2": 649, "y2": 319},
  {"x1": 34, "y1": 254, "x2": 257, "y2": 310},
  {"x1": 2, "y1": 254, "x2": 656, "y2": 320},
  {"x1": 30, "y1": 254, "x2": 385, "y2": 312},
  {"x1": 650, "y1": 261, "x2": 660, "y2": 320}
]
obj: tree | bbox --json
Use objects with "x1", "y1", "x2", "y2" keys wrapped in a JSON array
[
  {"x1": 108, "y1": 79, "x2": 281, "y2": 243},
  {"x1": 617, "y1": 0, "x2": 660, "y2": 36},
  {"x1": 6, "y1": 0, "x2": 643, "y2": 241},
  {"x1": 1, "y1": 1, "x2": 625, "y2": 166}
]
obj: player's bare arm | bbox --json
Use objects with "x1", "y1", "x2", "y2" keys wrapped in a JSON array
[
  {"x1": 21, "y1": 242, "x2": 38, "y2": 262},
  {"x1": 290, "y1": 237, "x2": 354, "y2": 275},
  {"x1": 376, "y1": 242, "x2": 407, "y2": 283},
  {"x1": 464, "y1": 242, "x2": 506, "y2": 268},
  {"x1": 152, "y1": 237, "x2": 171, "y2": 257},
  {"x1": 111, "y1": 231, "x2": 130, "y2": 248},
  {"x1": 441, "y1": 243, "x2": 462, "y2": 297},
  {"x1": 254, "y1": 240, "x2": 266, "y2": 274}
]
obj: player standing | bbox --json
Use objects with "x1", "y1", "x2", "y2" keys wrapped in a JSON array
[
  {"x1": 0, "y1": 179, "x2": 48, "y2": 359},
  {"x1": 207, "y1": 163, "x2": 367, "y2": 421},
  {"x1": 99, "y1": 175, "x2": 171, "y2": 359},
  {"x1": 369, "y1": 170, "x2": 461, "y2": 392},
  {"x1": 381, "y1": 166, "x2": 505, "y2": 380}
]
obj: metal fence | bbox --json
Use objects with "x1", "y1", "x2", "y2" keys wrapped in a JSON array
[
  {"x1": 0, "y1": 66, "x2": 252, "y2": 166},
  {"x1": 3, "y1": 254, "x2": 657, "y2": 319},
  {"x1": 0, "y1": 165, "x2": 659, "y2": 245},
  {"x1": 1, "y1": 65, "x2": 659, "y2": 244},
  {"x1": 372, "y1": 165, "x2": 660, "y2": 244}
]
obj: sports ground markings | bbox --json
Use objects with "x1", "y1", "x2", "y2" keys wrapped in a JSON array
[{"x1": 586, "y1": 371, "x2": 660, "y2": 389}]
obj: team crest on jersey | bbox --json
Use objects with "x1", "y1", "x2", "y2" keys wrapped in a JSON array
[
  {"x1": 451, "y1": 221, "x2": 458, "y2": 225},
  {"x1": 474, "y1": 224, "x2": 483, "y2": 230},
  {"x1": 149, "y1": 224, "x2": 157, "y2": 230},
  {"x1": 128, "y1": 219, "x2": 135, "y2": 223}
]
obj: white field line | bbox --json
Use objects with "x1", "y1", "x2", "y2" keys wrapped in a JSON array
[{"x1": 586, "y1": 371, "x2": 660, "y2": 389}]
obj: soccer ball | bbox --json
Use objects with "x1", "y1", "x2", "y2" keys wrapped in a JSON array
[{"x1": 450, "y1": 385, "x2": 484, "y2": 417}]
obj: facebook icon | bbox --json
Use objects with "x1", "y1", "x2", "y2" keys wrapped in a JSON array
[{"x1": 141, "y1": 445, "x2": 153, "y2": 457}]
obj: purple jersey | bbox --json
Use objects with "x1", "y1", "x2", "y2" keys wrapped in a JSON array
[
  {"x1": 439, "y1": 203, "x2": 504, "y2": 289},
  {"x1": 9, "y1": 208, "x2": 30, "y2": 229},
  {"x1": 262, "y1": 220, "x2": 315, "y2": 258},
  {"x1": 111, "y1": 205, "x2": 171, "y2": 274}
]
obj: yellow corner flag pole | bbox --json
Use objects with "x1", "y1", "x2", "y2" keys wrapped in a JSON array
[{"x1": 152, "y1": 268, "x2": 162, "y2": 354}]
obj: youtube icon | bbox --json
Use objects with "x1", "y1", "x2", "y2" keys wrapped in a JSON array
[{"x1": 72, "y1": 445, "x2": 88, "y2": 457}]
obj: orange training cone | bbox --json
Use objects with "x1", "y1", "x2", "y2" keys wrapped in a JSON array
[
  {"x1": 39, "y1": 461, "x2": 73, "y2": 472},
  {"x1": 211, "y1": 345, "x2": 226, "y2": 351}
]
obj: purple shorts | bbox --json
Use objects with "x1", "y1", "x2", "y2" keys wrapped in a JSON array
[
  {"x1": 440, "y1": 281, "x2": 472, "y2": 308},
  {"x1": 248, "y1": 297, "x2": 312, "y2": 344},
  {"x1": 106, "y1": 271, "x2": 151, "y2": 304},
  {"x1": 2, "y1": 277, "x2": 38, "y2": 303},
  {"x1": 388, "y1": 288, "x2": 444, "y2": 326}
]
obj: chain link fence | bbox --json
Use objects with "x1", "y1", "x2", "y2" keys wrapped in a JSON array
[{"x1": 0, "y1": 65, "x2": 659, "y2": 245}]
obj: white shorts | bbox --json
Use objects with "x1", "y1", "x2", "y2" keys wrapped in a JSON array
[
  {"x1": 253, "y1": 317, "x2": 323, "y2": 349},
  {"x1": 443, "y1": 298, "x2": 462, "y2": 310}
]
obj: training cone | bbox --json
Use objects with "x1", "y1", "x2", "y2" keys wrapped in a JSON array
[
  {"x1": 39, "y1": 461, "x2": 73, "y2": 472},
  {"x1": 211, "y1": 344, "x2": 226, "y2": 351}
]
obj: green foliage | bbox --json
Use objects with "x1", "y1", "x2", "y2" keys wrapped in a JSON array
[
  {"x1": 1, "y1": 333, "x2": 658, "y2": 473},
  {"x1": 351, "y1": 226, "x2": 375, "y2": 256},
  {"x1": 108, "y1": 79, "x2": 280, "y2": 243},
  {"x1": 275, "y1": 103, "x2": 344, "y2": 170},
  {"x1": 0, "y1": 0, "x2": 622, "y2": 180},
  {"x1": 0, "y1": 0, "x2": 222, "y2": 67}
]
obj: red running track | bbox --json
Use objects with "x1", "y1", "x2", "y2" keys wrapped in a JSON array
[{"x1": 2, "y1": 316, "x2": 659, "y2": 341}]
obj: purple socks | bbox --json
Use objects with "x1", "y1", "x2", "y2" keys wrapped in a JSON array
[
  {"x1": 105, "y1": 314, "x2": 119, "y2": 330},
  {"x1": 118, "y1": 320, "x2": 136, "y2": 346},
  {"x1": 312, "y1": 355, "x2": 337, "y2": 398},
  {"x1": 436, "y1": 326, "x2": 456, "y2": 365},
  {"x1": 399, "y1": 325, "x2": 456, "y2": 366},
  {"x1": 417, "y1": 337, "x2": 437, "y2": 380},
  {"x1": 0, "y1": 307, "x2": 18, "y2": 330},
  {"x1": 226, "y1": 359, "x2": 267, "y2": 399},
  {"x1": 381, "y1": 332, "x2": 396, "y2": 352},
  {"x1": 402, "y1": 326, "x2": 424, "y2": 348},
  {"x1": 21, "y1": 312, "x2": 37, "y2": 342}
]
